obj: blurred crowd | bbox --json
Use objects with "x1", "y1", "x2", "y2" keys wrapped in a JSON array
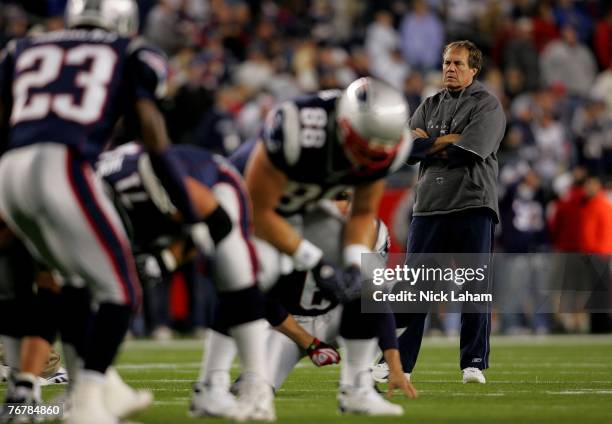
[{"x1": 1, "y1": 0, "x2": 611, "y2": 336}]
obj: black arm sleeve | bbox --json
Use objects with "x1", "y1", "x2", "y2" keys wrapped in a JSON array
[
  {"x1": 407, "y1": 137, "x2": 436, "y2": 161},
  {"x1": 203, "y1": 205, "x2": 232, "y2": 244},
  {"x1": 377, "y1": 312, "x2": 399, "y2": 351},
  {"x1": 446, "y1": 144, "x2": 481, "y2": 168}
]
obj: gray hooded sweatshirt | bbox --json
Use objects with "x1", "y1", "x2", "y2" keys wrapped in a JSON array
[{"x1": 408, "y1": 80, "x2": 506, "y2": 221}]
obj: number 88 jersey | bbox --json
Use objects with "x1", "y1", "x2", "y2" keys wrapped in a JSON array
[
  {"x1": 0, "y1": 29, "x2": 167, "y2": 162},
  {"x1": 262, "y1": 90, "x2": 410, "y2": 216}
]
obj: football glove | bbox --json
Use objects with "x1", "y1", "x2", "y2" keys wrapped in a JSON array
[
  {"x1": 135, "y1": 250, "x2": 176, "y2": 286},
  {"x1": 306, "y1": 338, "x2": 340, "y2": 367},
  {"x1": 312, "y1": 260, "x2": 362, "y2": 304}
]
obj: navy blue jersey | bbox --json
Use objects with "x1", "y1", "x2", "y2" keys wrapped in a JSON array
[
  {"x1": 0, "y1": 29, "x2": 167, "y2": 162},
  {"x1": 98, "y1": 142, "x2": 247, "y2": 252},
  {"x1": 265, "y1": 214, "x2": 389, "y2": 316},
  {"x1": 243, "y1": 90, "x2": 411, "y2": 216},
  {"x1": 267, "y1": 270, "x2": 337, "y2": 316},
  {"x1": 97, "y1": 143, "x2": 181, "y2": 252}
]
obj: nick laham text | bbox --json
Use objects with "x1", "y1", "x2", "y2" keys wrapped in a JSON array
[{"x1": 372, "y1": 290, "x2": 492, "y2": 303}]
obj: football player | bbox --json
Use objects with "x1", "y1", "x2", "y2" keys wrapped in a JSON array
[
  {"x1": 75, "y1": 141, "x2": 336, "y2": 421},
  {"x1": 0, "y1": 223, "x2": 62, "y2": 417},
  {"x1": 236, "y1": 77, "x2": 415, "y2": 415},
  {"x1": 196, "y1": 198, "x2": 412, "y2": 415},
  {"x1": 97, "y1": 142, "x2": 276, "y2": 421},
  {"x1": 255, "y1": 197, "x2": 416, "y2": 401},
  {"x1": 0, "y1": 0, "x2": 197, "y2": 422},
  {"x1": 0, "y1": 232, "x2": 152, "y2": 423}
]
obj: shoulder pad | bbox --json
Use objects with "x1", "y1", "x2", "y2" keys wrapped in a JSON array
[
  {"x1": 128, "y1": 38, "x2": 168, "y2": 99},
  {"x1": 263, "y1": 101, "x2": 301, "y2": 167},
  {"x1": 138, "y1": 153, "x2": 178, "y2": 216}
]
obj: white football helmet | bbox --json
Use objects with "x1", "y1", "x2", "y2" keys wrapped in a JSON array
[
  {"x1": 337, "y1": 77, "x2": 410, "y2": 171},
  {"x1": 65, "y1": 0, "x2": 139, "y2": 37}
]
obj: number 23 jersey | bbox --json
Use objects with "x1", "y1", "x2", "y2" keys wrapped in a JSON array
[
  {"x1": 261, "y1": 90, "x2": 412, "y2": 216},
  {"x1": 0, "y1": 29, "x2": 167, "y2": 162}
]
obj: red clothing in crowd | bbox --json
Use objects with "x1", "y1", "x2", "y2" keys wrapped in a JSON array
[
  {"x1": 549, "y1": 186, "x2": 584, "y2": 252},
  {"x1": 532, "y1": 16, "x2": 559, "y2": 52},
  {"x1": 579, "y1": 191, "x2": 612, "y2": 254},
  {"x1": 594, "y1": 19, "x2": 612, "y2": 69}
]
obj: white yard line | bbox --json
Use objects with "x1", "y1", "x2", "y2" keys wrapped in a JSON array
[
  {"x1": 546, "y1": 390, "x2": 612, "y2": 395},
  {"x1": 117, "y1": 362, "x2": 201, "y2": 369},
  {"x1": 120, "y1": 335, "x2": 612, "y2": 351}
]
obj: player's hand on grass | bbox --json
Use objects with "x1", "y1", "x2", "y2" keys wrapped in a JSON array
[{"x1": 386, "y1": 371, "x2": 418, "y2": 399}]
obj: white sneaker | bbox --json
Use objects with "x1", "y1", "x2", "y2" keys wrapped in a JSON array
[
  {"x1": 151, "y1": 326, "x2": 173, "y2": 342},
  {"x1": 462, "y1": 367, "x2": 486, "y2": 384},
  {"x1": 68, "y1": 376, "x2": 118, "y2": 424},
  {"x1": 371, "y1": 363, "x2": 389, "y2": 383},
  {"x1": 371, "y1": 363, "x2": 411, "y2": 384},
  {"x1": 1, "y1": 373, "x2": 43, "y2": 424},
  {"x1": 104, "y1": 368, "x2": 153, "y2": 419},
  {"x1": 229, "y1": 372, "x2": 275, "y2": 422},
  {"x1": 0, "y1": 365, "x2": 9, "y2": 383},
  {"x1": 338, "y1": 372, "x2": 403, "y2": 416},
  {"x1": 338, "y1": 386, "x2": 404, "y2": 416},
  {"x1": 39, "y1": 367, "x2": 69, "y2": 386},
  {"x1": 189, "y1": 381, "x2": 237, "y2": 418}
]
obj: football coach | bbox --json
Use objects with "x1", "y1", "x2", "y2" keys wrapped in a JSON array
[{"x1": 396, "y1": 40, "x2": 506, "y2": 384}]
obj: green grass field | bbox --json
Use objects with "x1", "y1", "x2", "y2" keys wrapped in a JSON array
[{"x1": 4, "y1": 335, "x2": 612, "y2": 423}]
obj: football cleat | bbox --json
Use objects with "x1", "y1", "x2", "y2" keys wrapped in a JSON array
[
  {"x1": 462, "y1": 367, "x2": 486, "y2": 384},
  {"x1": 104, "y1": 368, "x2": 153, "y2": 419},
  {"x1": 0, "y1": 366, "x2": 9, "y2": 383},
  {"x1": 338, "y1": 387, "x2": 404, "y2": 416},
  {"x1": 189, "y1": 381, "x2": 237, "y2": 418},
  {"x1": 371, "y1": 363, "x2": 410, "y2": 384},
  {"x1": 151, "y1": 326, "x2": 173, "y2": 342},
  {"x1": 68, "y1": 377, "x2": 118, "y2": 424},
  {"x1": 229, "y1": 372, "x2": 276, "y2": 422},
  {"x1": 1, "y1": 374, "x2": 43, "y2": 424},
  {"x1": 338, "y1": 381, "x2": 403, "y2": 416},
  {"x1": 338, "y1": 371, "x2": 403, "y2": 416},
  {"x1": 371, "y1": 363, "x2": 389, "y2": 383},
  {"x1": 39, "y1": 367, "x2": 69, "y2": 386}
]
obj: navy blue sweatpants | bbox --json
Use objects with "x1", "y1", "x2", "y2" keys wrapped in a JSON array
[{"x1": 396, "y1": 208, "x2": 494, "y2": 372}]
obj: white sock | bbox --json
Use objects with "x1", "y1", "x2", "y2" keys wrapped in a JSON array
[
  {"x1": 199, "y1": 330, "x2": 236, "y2": 387},
  {"x1": 62, "y1": 343, "x2": 84, "y2": 391},
  {"x1": 78, "y1": 369, "x2": 106, "y2": 386},
  {"x1": 339, "y1": 338, "x2": 378, "y2": 388},
  {"x1": 229, "y1": 319, "x2": 268, "y2": 382},
  {"x1": 1, "y1": 336, "x2": 22, "y2": 369},
  {"x1": 14, "y1": 371, "x2": 41, "y2": 398}
]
